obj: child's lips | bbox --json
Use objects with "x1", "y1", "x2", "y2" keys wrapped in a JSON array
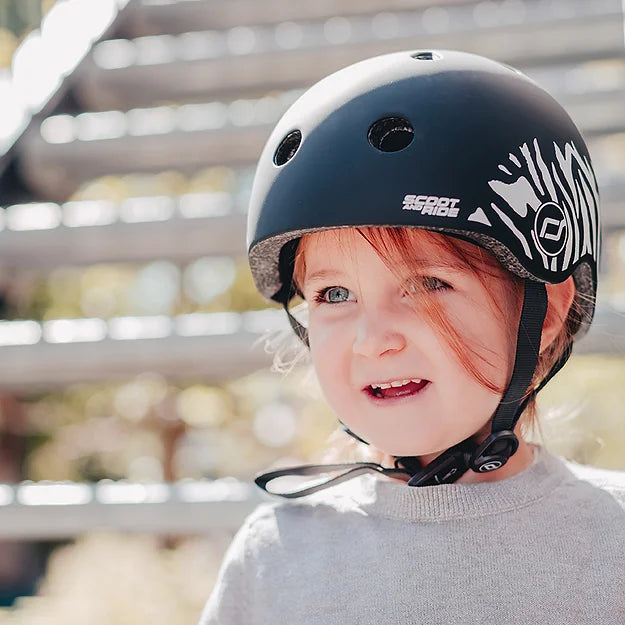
[{"x1": 363, "y1": 379, "x2": 430, "y2": 401}]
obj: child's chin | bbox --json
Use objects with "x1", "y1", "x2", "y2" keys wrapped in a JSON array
[{"x1": 371, "y1": 441, "x2": 445, "y2": 460}]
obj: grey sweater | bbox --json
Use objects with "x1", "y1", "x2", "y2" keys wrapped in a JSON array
[{"x1": 200, "y1": 446, "x2": 625, "y2": 624}]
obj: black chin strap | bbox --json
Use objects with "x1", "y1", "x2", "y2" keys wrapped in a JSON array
[
  {"x1": 255, "y1": 461, "x2": 411, "y2": 499},
  {"x1": 257, "y1": 278, "x2": 567, "y2": 498},
  {"x1": 399, "y1": 279, "x2": 549, "y2": 486}
]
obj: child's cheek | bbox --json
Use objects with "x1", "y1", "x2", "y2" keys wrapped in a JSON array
[
  {"x1": 308, "y1": 317, "x2": 351, "y2": 378},
  {"x1": 308, "y1": 319, "x2": 342, "y2": 358},
  {"x1": 308, "y1": 308, "x2": 348, "y2": 340}
]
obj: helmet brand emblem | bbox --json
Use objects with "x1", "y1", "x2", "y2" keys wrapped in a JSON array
[
  {"x1": 402, "y1": 194, "x2": 460, "y2": 217},
  {"x1": 539, "y1": 217, "x2": 565, "y2": 241},
  {"x1": 534, "y1": 201, "x2": 568, "y2": 257},
  {"x1": 478, "y1": 460, "x2": 503, "y2": 472},
  {"x1": 486, "y1": 138, "x2": 596, "y2": 273}
]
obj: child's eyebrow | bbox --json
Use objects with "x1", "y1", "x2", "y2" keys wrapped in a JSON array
[
  {"x1": 408, "y1": 259, "x2": 467, "y2": 271},
  {"x1": 304, "y1": 261, "x2": 466, "y2": 284},
  {"x1": 304, "y1": 269, "x2": 345, "y2": 283}
]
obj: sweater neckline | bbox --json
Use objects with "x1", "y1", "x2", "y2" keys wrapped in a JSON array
[{"x1": 351, "y1": 445, "x2": 573, "y2": 522}]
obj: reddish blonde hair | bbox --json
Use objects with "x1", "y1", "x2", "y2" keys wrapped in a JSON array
[{"x1": 293, "y1": 227, "x2": 577, "y2": 432}]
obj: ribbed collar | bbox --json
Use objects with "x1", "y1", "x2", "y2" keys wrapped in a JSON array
[{"x1": 350, "y1": 445, "x2": 573, "y2": 522}]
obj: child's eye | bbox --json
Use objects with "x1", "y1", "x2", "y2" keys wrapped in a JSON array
[
  {"x1": 313, "y1": 286, "x2": 355, "y2": 304},
  {"x1": 404, "y1": 276, "x2": 451, "y2": 295},
  {"x1": 422, "y1": 276, "x2": 451, "y2": 292}
]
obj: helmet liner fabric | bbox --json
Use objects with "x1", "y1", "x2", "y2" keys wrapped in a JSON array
[{"x1": 249, "y1": 224, "x2": 595, "y2": 338}]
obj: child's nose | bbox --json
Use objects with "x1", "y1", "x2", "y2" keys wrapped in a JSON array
[{"x1": 352, "y1": 313, "x2": 407, "y2": 358}]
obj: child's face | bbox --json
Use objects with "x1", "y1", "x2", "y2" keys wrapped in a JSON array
[{"x1": 300, "y1": 229, "x2": 519, "y2": 458}]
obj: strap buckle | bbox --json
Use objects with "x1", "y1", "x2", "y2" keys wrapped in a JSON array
[
  {"x1": 469, "y1": 430, "x2": 519, "y2": 473},
  {"x1": 400, "y1": 439, "x2": 474, "y2": 487}
]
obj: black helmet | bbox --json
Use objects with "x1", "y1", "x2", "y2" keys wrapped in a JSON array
[{"x1": 248, "y1": 50, "x2": 600, "y2": 497}]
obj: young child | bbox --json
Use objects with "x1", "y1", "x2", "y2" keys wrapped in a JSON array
[{"x1": 200, "y1": 50, "x2": 625, "y2": 623}]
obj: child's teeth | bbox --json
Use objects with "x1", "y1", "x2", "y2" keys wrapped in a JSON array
[
  {"x1": 385, "y1": 379, "x2": 413, "y2": 388},
  {"x1": 372, "y1": 379, "x2": 423, "y2": 391}
]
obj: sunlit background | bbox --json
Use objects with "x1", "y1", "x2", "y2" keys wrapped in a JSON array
[{"x1": 0, "y1": 0, "x2": 624, "y2": 622}]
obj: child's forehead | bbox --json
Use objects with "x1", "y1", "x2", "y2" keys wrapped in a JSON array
[
  {"x1": 297, "y1": 227, "x2": 507, "y2": 286},
  {"x1": 301, "y1": 228, "x2": 458, "y2": 265}
]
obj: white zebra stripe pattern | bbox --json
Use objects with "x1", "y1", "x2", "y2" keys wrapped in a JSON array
[{"x1": 483, "y1": 139, "x2": 599, "y2": 273}]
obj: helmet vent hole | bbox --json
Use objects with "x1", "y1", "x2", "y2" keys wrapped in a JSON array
[
  {"x1": 368, "y1": 117, "x2": 414, "y2": 153},
  {"x1": 274, "y1": 130, "x2": 302, "y2": 166},
  {"x1": 411, "y1": 51, "x2": 440, "y2": 61}
]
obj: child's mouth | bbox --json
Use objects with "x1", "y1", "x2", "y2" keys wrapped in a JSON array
[{"x1": 365, "y1": 379, "x2": 430, "y2": 400}]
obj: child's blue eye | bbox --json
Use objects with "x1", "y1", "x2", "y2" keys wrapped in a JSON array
[{"x1": 314, "y1": 286, "x2": 354, "y2": 304}]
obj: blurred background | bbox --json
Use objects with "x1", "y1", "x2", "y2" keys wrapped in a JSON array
[{"x1": 0, "y1": 0, "x2": 623, "y2": 622}]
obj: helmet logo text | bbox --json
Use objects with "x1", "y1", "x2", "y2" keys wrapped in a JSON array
[{"x1": 402, "y1": 194, "x2": 460, "y2": 217}]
